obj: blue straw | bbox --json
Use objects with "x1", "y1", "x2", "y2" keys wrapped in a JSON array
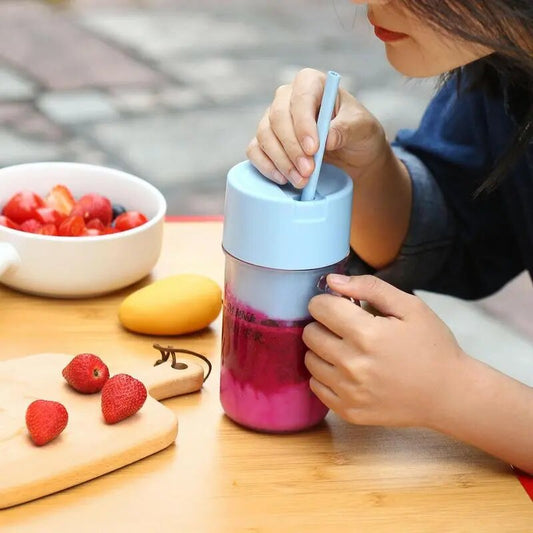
[{"x1": 300, "y1": 70, "x2": 341, "y2": 201}]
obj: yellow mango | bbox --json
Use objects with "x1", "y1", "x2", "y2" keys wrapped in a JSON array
[{"x1": 119, "y1": 274, "x2": 222, "y2": 335}]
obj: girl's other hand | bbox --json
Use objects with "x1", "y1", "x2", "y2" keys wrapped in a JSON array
[
  {"x1": 303, "y1": 274, "x2": 466, "y2": 428},
  {"x1": 247, "y1": 68, "x2": 389, "y2": 188}
]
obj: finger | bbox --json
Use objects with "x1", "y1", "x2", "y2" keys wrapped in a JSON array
[
  {"x1": 247, "y1": 137, "x2": 288, "y2": 185},
  {"x1": 305, "y1": 350, "x2": 339, "y2": 391},
  {"x1": 324, "y1": 91, "x2": 381, "y2": 152},
  {"x1": 308, "y1": 293, "x2": 375, "y2": 340},
  {"x1": 309, "y1": 376, "x2": 342, "y2": 412},
  {"x1": 256, "y1": 110, "x2": 305, "y2": 187},
  {"x1": 269, "y1": 87, "x2": 315, "y2": 181},
  {"x1": 326, "y1": 274, "x2": 414, "y2": 319},
  {"x1": 302, "y1": 321, "x2": 345, "y2": 362},
  {"x1": 290, "y1": 68, "x2": 327, "y2": 156}
]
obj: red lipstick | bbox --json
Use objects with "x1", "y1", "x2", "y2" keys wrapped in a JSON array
[{"x1": 373, "y1": 25, "x2": 408, "y2": 43}]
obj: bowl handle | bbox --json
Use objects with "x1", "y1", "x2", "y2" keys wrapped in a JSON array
[{"x1": 0, "y1": 243, "x2": 20, "y2": 278}]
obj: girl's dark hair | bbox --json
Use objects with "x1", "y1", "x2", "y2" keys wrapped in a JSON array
[{"x1": 400, "y1": 0, "x2": 533, "y2": 194}]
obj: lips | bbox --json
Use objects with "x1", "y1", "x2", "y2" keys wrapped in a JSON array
[
  {"x1": 367, "y1": 13, "x2": 409, "y2": 43},
  {"x1": 373, "y1": 25, "x2": 409, "y2": 43}
]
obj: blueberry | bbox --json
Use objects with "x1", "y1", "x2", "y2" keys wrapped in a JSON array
[{"x1": 112, "y1": 203, "x2": 127, "y2": 220}]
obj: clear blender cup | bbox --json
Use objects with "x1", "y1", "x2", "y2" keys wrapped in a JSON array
[{"x1": 220, "y1": 160, "x2": 353, "y2": 433}]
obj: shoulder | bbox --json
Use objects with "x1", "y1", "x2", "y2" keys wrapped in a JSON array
[
  {"x1": 432, "y1": 61, "x2": 525, "y2": 133},
  {"x1": 395, "y1": 63, "x2": 517, "y2": 166}
]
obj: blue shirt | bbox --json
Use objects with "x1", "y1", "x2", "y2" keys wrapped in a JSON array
[{"x1": 348, "y1": 72, "x2": 532, "y2": 300}]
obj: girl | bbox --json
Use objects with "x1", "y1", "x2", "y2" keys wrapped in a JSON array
[{"x1": 247, "y1": 1, "x2": 533, "y2": 474}]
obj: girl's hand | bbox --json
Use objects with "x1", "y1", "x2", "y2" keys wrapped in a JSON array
[
  {"x1": 303, "y1": 274, "x2": 466, "y2": 428},
  {"x1": 247, "y1": 68, "x2": 389, "y2": 188}
]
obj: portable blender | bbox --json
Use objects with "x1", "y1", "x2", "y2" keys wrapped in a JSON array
[{"x1": 220, "y1": 72, "x2": 353, "y2": 432}]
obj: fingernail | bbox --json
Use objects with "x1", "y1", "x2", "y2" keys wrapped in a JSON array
[
  {"x1": 316, "y1": 275, "x2": 341, "y2": 296},
  {"x1": 289, "y1": 169, "x2": 305, "y2": 187},
  {"x1": 328, "y1": 274, "x2": 350, "y2": 284},
  {"x1": 302, "y1": 136, "x2": 315, "y2": 154},
  {"x1": 272, "y1": 170, "x2": 288, "y2": 184},
  {"x1": 296, "y1": 156, "x2": 313, "y2": 176}
]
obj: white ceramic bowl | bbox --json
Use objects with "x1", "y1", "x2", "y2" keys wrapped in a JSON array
[{"x1": 0, "y1": 162, "x2": 166, "y2": 298}]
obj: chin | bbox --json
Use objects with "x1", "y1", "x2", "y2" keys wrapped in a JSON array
[
  {"x1": 384, "y1": 42, "x2": 492, "y2": 78},
  {"x1": 385, "y1": 46, "x2": 449, "y2": 78}
]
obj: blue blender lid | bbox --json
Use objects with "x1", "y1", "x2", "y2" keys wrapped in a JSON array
[{"x1": 222, "y1": 161, "x2": 353, "y2": 270}]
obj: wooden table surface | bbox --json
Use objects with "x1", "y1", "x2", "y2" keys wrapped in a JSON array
[{"x1": 1, "y1": 222, "x2": 531, "y2": 532}]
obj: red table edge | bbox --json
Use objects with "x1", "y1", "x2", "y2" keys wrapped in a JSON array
[
  {"x1": 514, "y1": 469, "x2": 533, "y2": 501},
  {"x1": 165, "y1": 215, "x2": 533, "y2": 501}
]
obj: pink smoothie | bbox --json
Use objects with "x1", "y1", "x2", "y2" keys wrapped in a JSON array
[{"x1": 220, "y1": 290, "x2": 329, "y2": 432}]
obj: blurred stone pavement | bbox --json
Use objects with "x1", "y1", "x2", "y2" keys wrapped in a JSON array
[{"x1": 0, "y1": 0, "x2": 532, "y2": 380}]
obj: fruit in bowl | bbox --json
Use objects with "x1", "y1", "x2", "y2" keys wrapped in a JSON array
[
  {"x1": 0, "y1": 162, "x2": 166, "y2": 298},
  {"x1": 1, "y1": 184, "x2": 149, "y2": 237}
]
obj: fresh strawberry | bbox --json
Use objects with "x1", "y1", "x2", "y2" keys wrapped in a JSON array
[
  {"x1": 0, "y1": 215, "x2": 20, "y2": 230},
  {"x1": 71, "y1": 194, "x2": 113, "y2": 226},
  {"x1": 101, "y1": 374, "x2": 147, "y2": 424},
  {"x1": 45, "y1": 184, "x2": 75, "y2": 216},
  {"x1": 58, "y1": 214, "x2": 85, "y2": 237},
  {"x1": 25, "y1": 399, "x2": 68, "y2": 446},
  {"x1": 19, "y1": 219, "x2": 43, "y2": 233},
  {"x1": 62, "y1": 353, "x2": 110, "y2": 393}
]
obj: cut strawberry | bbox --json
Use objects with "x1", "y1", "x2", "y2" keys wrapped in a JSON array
[
  {"x1": 35, "y1": 207, "x2": 66, "y2": 226},
  {"x1": 81, "y1": 228, "x2": 102, "y2": 237},
  {"x1": 58, "y1": 215, "x2": 86, "y2": 237},
  {"x1": 2, "y1": 190, "x2": 46, "y2": 224},
  {"x1": 45, "y1": 184, "x2": 75, "y2": 216},
  {"x1": 37, "y1": 223, "x2": 58, "y2": 236},
  {"x1": 86, "y1": 218, "x2": 106, "y2": 231},
  {"x1": 0, "y1": 215, "x2": 20, "y2": 230},
  {"x1": 114, "y1": 211, "x2": 148, "y2": 232},
  {"x1": 20, "y1": 219, "x2": 43, "y2": 233},
  {"x1": 71, "y1": 194, "x2": 113, "y2": 226},
  {"x1": 103, "y1": 226, "x2": 119, "y2": 235}
]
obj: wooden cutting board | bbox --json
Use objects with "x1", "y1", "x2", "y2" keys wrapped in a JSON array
[{"x1": 0, "y1": 351, "x2": 206, "y2": 509}]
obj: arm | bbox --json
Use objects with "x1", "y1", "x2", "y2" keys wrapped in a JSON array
[
  {"x1": 348, "y1": 145, "x2": 412, "y2": 270},
  {"x1": 248, "y1": 67, "x2": 524, "y2": 299},
  {"x1": 247, "y1": 68, "x2": 414, "y2": 270},
  {"x1": 350, "y1": 78, "x2": 525, "y2": 299},
  {"x1": 303, "y1": 274, "x2": 533, "y2": 474},
  {"x1": 434, "y1": 353, "x2": 533, "y2": 473}
]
